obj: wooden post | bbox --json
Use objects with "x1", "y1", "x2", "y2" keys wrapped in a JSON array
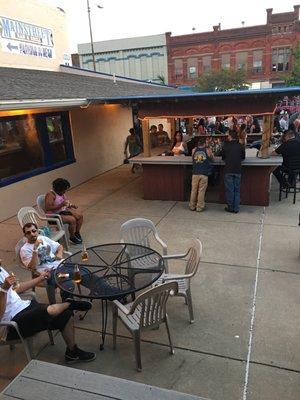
[
  {"x1": 142, "y1": 119, "x2": 150, "y2": 157},
  {"x1": 258, "y1": 114, "x2": 273, "y2": 159}
]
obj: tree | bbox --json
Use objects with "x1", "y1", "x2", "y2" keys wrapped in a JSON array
[
  {"x1": 285, "y1": 42, "x2": 300, "y2": 86},
  {"x1": 195, "y1": 69, "x2": 249, "y2": 92},
  {"x1": 156, "y1": 74, "x2": 166, "y2": 85}
]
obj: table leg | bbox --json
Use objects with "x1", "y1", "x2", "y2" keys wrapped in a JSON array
[{"x1": 100, "y1": 299, "x2": 108, "y2": 351}]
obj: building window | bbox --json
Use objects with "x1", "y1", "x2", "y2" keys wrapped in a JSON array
[
  {"x1": 174, "y1": 59, "x2": 183, "y2": 79},
  {"x1": 253, "y1": 50, "x2": 263, "y2": 73},
  {"x1": 0, "y1": 112, "x2": 74, "y2": 187},
  {"x1": 236, "y1": 52, "x2": 247, "y2": 70},
  {"x1": 202, "y1": 55, "x2": 212, "y2": 72},
  {"x1": 221, "y1": 54, "x2": 230, "y2": 70},
  {"x1": 272, "y1": 47, "x2": 290, "y2": 72},
  {"x1": 187, "y1": 57, "x2": 198, "y2": 79}
]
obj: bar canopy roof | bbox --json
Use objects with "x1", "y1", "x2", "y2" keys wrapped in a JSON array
[{"x1": 91, "y1": 87, "x2": 300, "y2": 118}]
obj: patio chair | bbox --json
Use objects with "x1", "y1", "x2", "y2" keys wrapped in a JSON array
[
  {"x1": 112, "y1": 281, "x2": 178, "y2": 371},
  {"x1": 36, "y1": 194, "x2": 70, "y2": 245},
  {"x1": 0, "y1": 291, "x2": 54, "y2": 362},
  {"x1": 17, "y1": 206, "x2": 69, "y2": 250},
  {"x1": 120, "y1": 218, "x2": 169, "y2": 272},
  {"x1": 15, "y1": 238, "x2": 72, "y2": 304},
  {"x1": 156, "y1": 239, "x2": 202, "y2": 324}
]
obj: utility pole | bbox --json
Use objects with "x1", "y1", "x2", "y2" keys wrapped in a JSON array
[{"x1": 87, "y1": 0, "x2": 96, "y2": 71}]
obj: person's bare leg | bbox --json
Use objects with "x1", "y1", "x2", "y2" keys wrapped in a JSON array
[
  {"x1": 47, "y1": 303, "x2": 69, "y2": 316},
  {"x1": 61, "y1": 316, "x2": 75, "y2": 350},
  {"x1": 72, "y1": 211, "x2": 83, "y2": 233},
  {"x1": 61, "y1": 215, "x2": 76, "y2": 236}
]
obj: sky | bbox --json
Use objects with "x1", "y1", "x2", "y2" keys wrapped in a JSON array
[{"x1": 43, "y1": 0, "x2": 299, "y2": 53}]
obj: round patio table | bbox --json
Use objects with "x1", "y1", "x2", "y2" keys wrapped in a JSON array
[{"x1": 55, "y1": 243, "x2": 164, "y2": 350}]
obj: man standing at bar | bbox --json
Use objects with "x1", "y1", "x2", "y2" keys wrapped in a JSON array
[
  {"x1": 189, "y1": 137, "x2": 213, "y2": 212},
  {"x1": 221, "y1": 130, "x2": 245, "y2": 213}
]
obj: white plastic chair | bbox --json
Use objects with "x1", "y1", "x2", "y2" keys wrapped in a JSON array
[
  {"x1": 15, "y1": 238, "x2": 72, "y2": 304},
  {"x1": 0, "y1": 291, "x2": 54, "y2": 362},
  {"x1": 17, "y1": 206, "x2": 69, "y2": 251},
  {"x1": 120, "y1": 218, "x2": 168, "y2": 272},
  {"x1": 156, "y1": 239, "x2": 202, "y2": 324},
  {"x1": 112, "y1": 281, "x2": 178, "y2": 371},
  {"x1": 36, "y1": 194, "x2": 70, "y2": 246}
]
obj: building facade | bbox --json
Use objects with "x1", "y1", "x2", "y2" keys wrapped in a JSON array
[
  {"x1": 77, "y1": 34, "x2": 169, "y2": 84},
  {"x1": 0, "y1": 0, "x2": 71, "y2": 70},
  {"x1": 167, "y1": 5, "x2": 300, "y2": 88}
]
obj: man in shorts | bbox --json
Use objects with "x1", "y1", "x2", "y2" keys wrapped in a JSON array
[{"x1": 0, "y1": 266, "x2": 96, "y2": 363}]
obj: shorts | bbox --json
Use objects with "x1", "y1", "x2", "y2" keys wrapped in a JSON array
[{"x1": 6, "y1": 299, "x2": 72, "y2": 341}]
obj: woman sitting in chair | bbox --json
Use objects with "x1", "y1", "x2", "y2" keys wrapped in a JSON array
[{"x1": 45, "y1": 178, "x2": 83, "y2": 245}]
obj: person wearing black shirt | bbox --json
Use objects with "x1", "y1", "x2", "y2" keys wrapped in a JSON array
[
  {"x1": 272, "y1": 130, "x2": 300, "y2": 188},
  {"x1": 221, "y1": 130, "x2": 246, "y2": 213}
]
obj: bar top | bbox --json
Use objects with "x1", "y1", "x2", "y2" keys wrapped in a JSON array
[{"x1": 130, "y1": 151, "x2": 283, "y2": 167}]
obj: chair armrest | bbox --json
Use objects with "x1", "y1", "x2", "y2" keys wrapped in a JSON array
[
  {"x1": 63, "y1": 251, "x2": 72, "y2": 257},
  {"x1": 45, "y1": 213, "x2": 64, "y2": 226},
  {"x1": 154, "y1": 233, "x2": 168, "y2": 255},
  {"x1": 113, "y1": 300, "x2": 130, "y2": 315},
  {"x1": 46, "y1": 217, "x2": 64, "y2": 230},
  {"x1": 162, "y1": 274, "x2": 191, "y2": 281},
  {"x1": 162, "y1": 249, "x2": 190, "y2": 260},
  {"x1": 0, "y1": 320, "x2": 23, "y2": 339}
]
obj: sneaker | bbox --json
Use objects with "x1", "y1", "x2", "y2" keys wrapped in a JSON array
[
  {"x1": 65, "y1": 345, "x2": 96, "y2": 363},
  {"x1": 70, "y1": 235, "x2": 82, "y2": 245},
  {"x1": 196, "y1": 207, "x2": 205, "y2": 212},
  {"x1": 65, "y1": 298, "x2": 92, "y2": 311},
  {"x1": 189, "y1": 206, "x2": 196, "y2": 211},
  {"x1": 224, "y1": 206, "x2": 234, "y2": 213},
  {"x1": 75, "y1": 232, "x2": 82, "y2": 241}
]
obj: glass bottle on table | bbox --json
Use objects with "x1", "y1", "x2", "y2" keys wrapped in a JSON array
[
  {"x1": 81, "y1": 245, "x2": 88, "y2": 262},
  {"x1": 73, "y1": 264, "x2": 81, "y2": 284}
]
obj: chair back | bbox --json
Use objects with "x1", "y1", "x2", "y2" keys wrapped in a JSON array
[
  {"x1": 15, "y1": 238, "x2": 28, "y2": 270},
  {"x1": 36, "y1": 194, "x2": 46, "y2": 216},
  {"x1": 185, "y1": 239, "x2": 203, "y2": 277},
  {"x1": 287, "y1": 156, "x2": 300, "y2": 172},
  {"x1": 17, "y1": 207, "x2": 39, "y2": 229},
  {"x1": 130, "y1": 281, "x2": 178, "y2": 329}
]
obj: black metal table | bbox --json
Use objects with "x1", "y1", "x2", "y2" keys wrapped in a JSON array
[{"x1": 55, "y1": 243, "x2": 164, "y2": 350}]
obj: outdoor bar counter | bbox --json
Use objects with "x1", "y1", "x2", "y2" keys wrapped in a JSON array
[{"x1": 130, "y1": 151, "x2": 282, "y2": 206}]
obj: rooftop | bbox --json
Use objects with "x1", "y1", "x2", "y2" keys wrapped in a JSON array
[{"x1": 0, "y1": 66, "x2": 181, "y2": 102}]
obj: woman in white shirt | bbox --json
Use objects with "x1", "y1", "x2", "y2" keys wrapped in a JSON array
[{"x1": 171, "y1": 131, "x2": 187, "y2": 156}]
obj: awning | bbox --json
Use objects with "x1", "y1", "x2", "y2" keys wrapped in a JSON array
[{"x1": 138, "y1": 94, "x2": 278, "y2": 119}]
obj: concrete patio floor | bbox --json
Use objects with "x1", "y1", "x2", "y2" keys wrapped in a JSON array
[{"x1": 0, "y1": 164, "x2": 299, "y2": 400}]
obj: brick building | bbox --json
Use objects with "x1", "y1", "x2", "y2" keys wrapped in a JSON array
[{"x1": 167, "y1": 5, "x2": 300, "y2": 88}]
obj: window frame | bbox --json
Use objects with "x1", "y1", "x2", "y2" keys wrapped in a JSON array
[{"x1": 0, "y1": 111, "x2": 75, "y2": 188}]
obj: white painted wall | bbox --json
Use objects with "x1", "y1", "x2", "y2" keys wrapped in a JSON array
[
  {"x1": 0, "y1": 104, "x2": 132, "y2": 221},
  {"x1": 0, "y1": 0, "x2": 70, "y2": 70}
]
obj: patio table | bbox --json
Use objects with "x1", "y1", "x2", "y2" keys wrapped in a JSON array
[{"x1": 55, "y1": 243, "x2": 164, "y2": 350}]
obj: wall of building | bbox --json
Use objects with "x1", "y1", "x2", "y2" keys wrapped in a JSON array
[
  {"x1": 0, "y1": 0, "x2": 71, "y2": 70},
  {"x1": 167, "y1": 6, "x2": 300, "y2": 87},
  {"x1": 78, "y1": 34, "x2": 168, "y2": 83},
  {"x1": 0, "y1": 104, "x2": 132, "y2": 221}
]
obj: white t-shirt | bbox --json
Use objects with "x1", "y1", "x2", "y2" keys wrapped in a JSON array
[
  {"x1": 20, "y1": 235, "x2": 61, "y2": 273},
  {"x1": 0, "y1": 267, "x2": 30, "y2": 340}
]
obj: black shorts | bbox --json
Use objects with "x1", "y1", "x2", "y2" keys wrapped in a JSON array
[{"x1": 6, "y1": 299, "x2": 72, "y2": 341}]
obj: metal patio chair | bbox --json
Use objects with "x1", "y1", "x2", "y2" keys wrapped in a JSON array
[
  {"x1": 156, "y1": 239, "x2": 203, "y2": 324},
  {"x1": 17, "y1": 206, "x2": 69, "y2": 250},
  {"x1": 0, "y1": 291, "x2": 54, "y2": 362},
  {"x1": 112, "y1": 281, "x2": 178, "y2": 371}
]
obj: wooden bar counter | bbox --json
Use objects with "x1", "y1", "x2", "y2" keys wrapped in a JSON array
[{"x1": 130, "y1": 151, "x2": 282, "y2": 206}]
